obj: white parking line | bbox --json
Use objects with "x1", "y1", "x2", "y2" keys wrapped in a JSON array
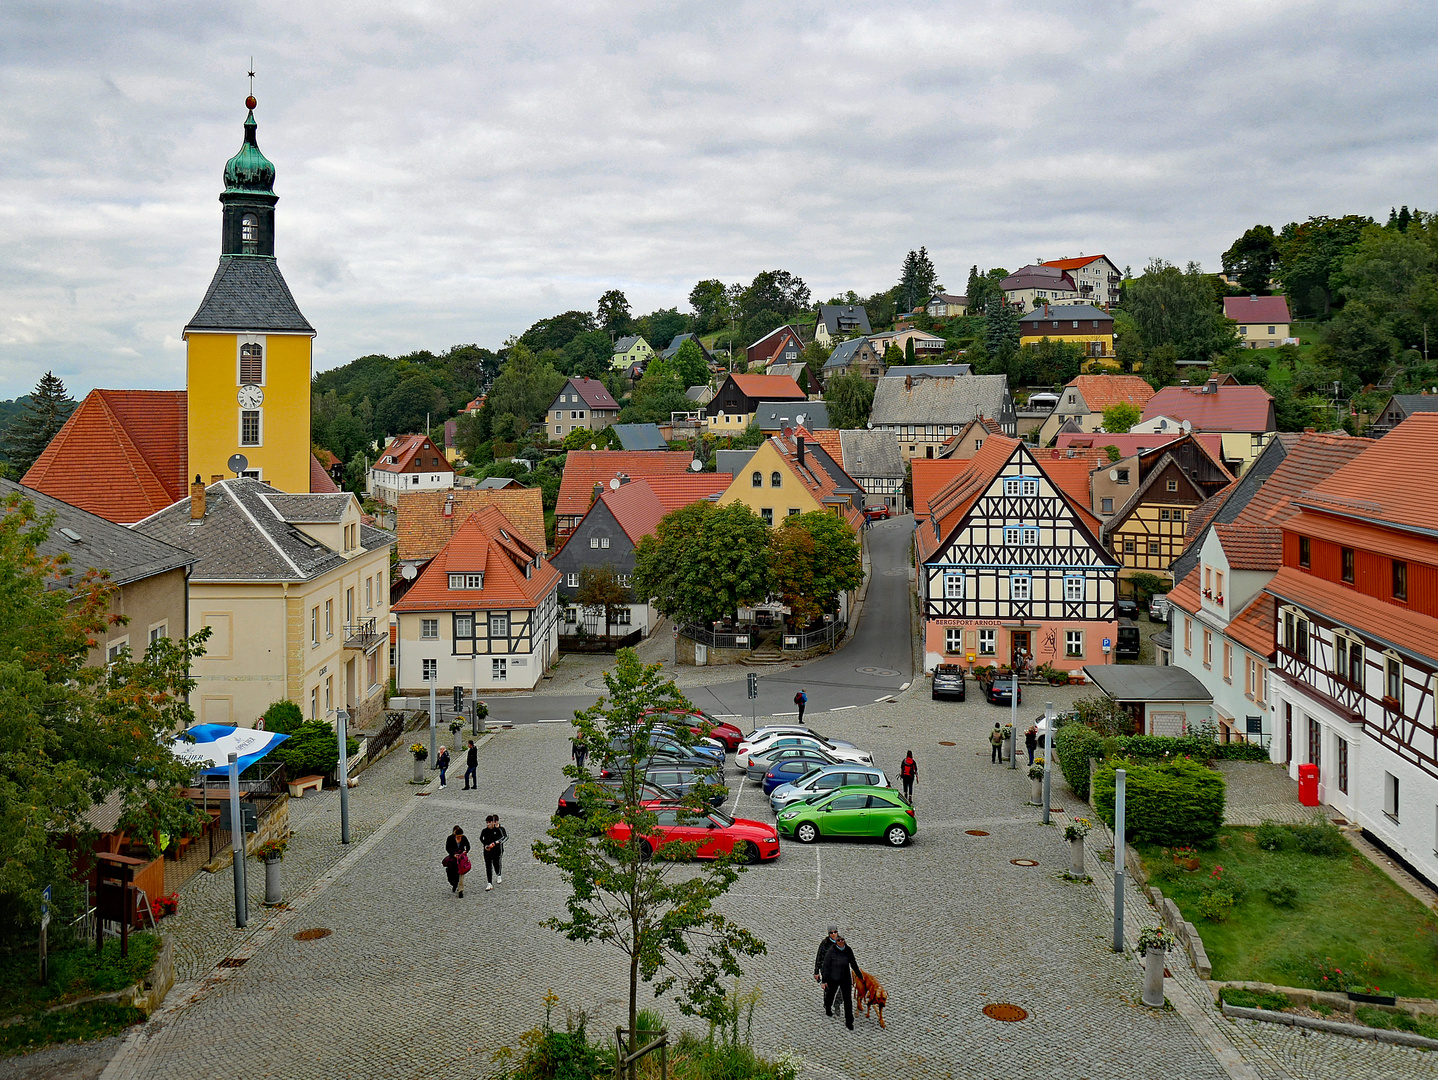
[
  {"x1": 900, "y1": 681, "x2": 911, "y2": 691},
  {"x1": 833, "y1": 705, "x2": 858, "y2": 711},
  {"x1": 536, "y1": 717, "x2": 569, "y2": 723},
  {"x1": 731, "y1": 775, "x2": 746, "y2": 815},
  {"x1": 814, "y1": 848, "x2": 821, "y2": 898},
  {"x1": 872, "y1": 697, "x2": 888, "y2": 703},
  {"x1": 773, "y1": 711, "x2": 799, "y2": 717}
]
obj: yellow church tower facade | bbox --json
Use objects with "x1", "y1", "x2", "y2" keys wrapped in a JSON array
[{"x1": 184, "y1": 94, "x2": 314, "y2": 493}]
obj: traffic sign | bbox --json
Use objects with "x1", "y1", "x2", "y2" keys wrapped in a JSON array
[
  {"x1": 747, "y1": 673, "x2": 758, "y2": 700},
  {"x1": 40, "y1": 885, "x2": 51, "y2": 931},
  {"x1": 453, "y1": 685, "x2": 464, "y2": 711},
  {"x1": 1103, "y1": 638, "x2": 1112, "y2": 650}
]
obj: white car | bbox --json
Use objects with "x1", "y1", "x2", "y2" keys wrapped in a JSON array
[
  {"x1": 769, "y1": 764, "x2": 890, "y2": 812},
  {"x1": 737, "y1": 728, "x2": 856, "y2": 759},
  {"x1": 737, "y1": 732, "x2": 872, "y2": 770}
]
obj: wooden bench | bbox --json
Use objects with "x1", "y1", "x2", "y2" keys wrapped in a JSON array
[{"x1": 287, "y1": 774, "x2": 324, "y2": 798}]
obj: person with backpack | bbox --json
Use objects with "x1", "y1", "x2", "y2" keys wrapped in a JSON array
[
  {"x1": 435, "y1": 745, "x2": 451, "y2": 788},
  {"x1": 444, "y1": 825, "x2": 471, "y2": 897},
  {"x1": 899, "y1": 752, "x2": 917, "y2": 801},
  {"x1": 795, "y1": 688, "x2": 808, "y2": 723},
  {"x1": 571, "y1": 736, "x2": 588, "y2": 771},
  {"x1": 480, "y1": 814, "x2": 508, "y2": 890},
  {"x1": 989, "y1": 723, "x2": 1004, "y2": 764}
]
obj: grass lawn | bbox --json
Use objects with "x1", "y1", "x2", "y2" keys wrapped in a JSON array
[
  {"x1": 1137, "y1": 827, "x2": 1438, "y2": 999},
  {"x1": 0, "y1": 934, "x2": 160, "y2": 1015}
]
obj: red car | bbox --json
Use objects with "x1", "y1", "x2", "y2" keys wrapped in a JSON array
[
  {"x1": 645, "y1": 709, "x2": 743, "y2": 752},
  {"x1": 863, "y1": 504, "x2": 891, "y2": 521},
  {"x1": 607, "y1": 804, "x2": 781, "y2": 863}
]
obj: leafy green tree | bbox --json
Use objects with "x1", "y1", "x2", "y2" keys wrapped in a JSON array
[
  {"x1": 824, "y1": 370, "x2": 875, "y2": 429},
  {"x1": 1102, "y1": 402, "x2": 1141, "y2": 433},
  {"x1": 520, "y1": 310, "x2": 599, "y2": 353},
  {"x1": 627, "y1": 357, "x2": 689, "y2": 425},
  {"x1": 770, "y1": 512, "x2": 863, "y2": 625},
  {"x1": 637, "y1": 309, "x2": 689, "y2": 354},
  {"x1": 1143, "y1": 343, "x2": 1179, "y2": 390},
  {"x1": 560, "y1": 330, "x2": 615, "y2": 380},
  {"x1": 965, "y1": 267, "x2": 1008, "y2": 316},
  {"x1": 2, "y1": 372, "x2": 75, "y2": 476},
  {"x1": 799, "y1": 342, "x2": 828, "y2": 388},
  {"x1": 1127, "y1": 572, "x2": 1169, "y2": 604},
  {"x1": 376, "y1": 371, "x2": 448, "y2": 436},
  {"x1": 904, "y1": 338, "x2": 917, "y2": 364},
  {"x1": 881, "y1": 342, "x2": 904, "y2": 367},
  {"x1": 533, "y1": 650, "x2": 766, "y2": 1059},
  {"x1": 738, "y1": 271, "x2": 810, "y2": 321},
  {"x1": 670, "y1": 339, "x2": 710, "y2": 391},
  {"x1": 598, "y1": 290, "x2": 632, "y2": 337},
  {"x1": 1124, "y1": 260, "x2": 1237, "y2": 366},
  {"x1": 486, "y1": 344, "x2": 567, "y2": 430},
  {"x1": 1221, "y1": 225, "x2": 1281, "y2": 295},
  {"x1": 633, "y1": 502, "x2": 770, "y2": 627},
  {"x1": 343, "y1": 451, "x2": 367, "y2": 495},
  {"x1": 575, "y1": 565, "x2": 631, "y2": 637},
  {"x1": 688, "y1": 279, "x2": 731, "y2": 333},
  {"x1": 897, "y1": 247, "x2": 941, "y2": 313},
  {"x1": 1275, "y1": 214, "x2": 1375, "y2": 316}
]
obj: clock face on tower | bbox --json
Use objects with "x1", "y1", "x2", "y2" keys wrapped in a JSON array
[{"x1": 238, "y1": 384, "x2": 264, "y2": 409}]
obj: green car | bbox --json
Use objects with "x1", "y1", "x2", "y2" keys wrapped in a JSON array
[{"x1": 776, "y1": 785, "x2": 915, "y2": 847}]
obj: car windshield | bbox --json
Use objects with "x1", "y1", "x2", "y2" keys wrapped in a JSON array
[
  {"x1": 707, "y1": 808, "x2": 734, "y2": 827},
  {"x1": 793, "y1": 768, "x2": 825, "y2": 786}
]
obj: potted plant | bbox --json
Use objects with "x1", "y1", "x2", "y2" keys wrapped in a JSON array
[
  {"x1": 410, "y1": 742, "x2": 429, "y2": 783},
  {"x1": 1172, "y1": 845, "x2": 1200, "y2": 872},
  {"x1": 256, "y1": 837, "x2": 288, "y2": 906},
  {"x1": 448, "y1": 718, "x2": 463, "y2": 746},
  {"x1": 1001, "y1": 724, "x2": 1014, "y2": 762},
  {"x1": 1137, "y1": 925, "x2": 1176, "y2": 1007},
  {"x1": 1028, "y1": 759, "x2": 1045, "y2": 803},
  {"x1": 1064, "y1": 817, "x2": 1092, "y2": 877}
]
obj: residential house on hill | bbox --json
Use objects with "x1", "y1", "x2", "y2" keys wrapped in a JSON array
[
  {"x1": 746, "y1": 325, "x2": 805, "y2": 369},
  {"x1": 1142, "y1": 379, "x2": 1276, "y2": 474},
  {"x1": 880, "y1": 364, "x2": 973, "y2": 380},
  {"x1": 823, "y1": 338, "x2": 885, "y2": 383},
  {"x1": 133, "y1": 478, "x2": 394, "y2": 728},
  {"x1": 1000, "y1": 266, "x2": 1078, "y2": 311},
  {"x1": 814, "y1": 305, "x2": 872, "y2": 347},
  {"x1": 546, "y1": 377, "x2": 620, "y2": 441},
  {"x1": 870, "y1": 373, "x2": 1016, "y2": 460},
  {"x1": 765, "y1": 362, "x2": 813, "y2": 394},
  {"x1": 718, "y1": 428, "x2": 863, "y2": 534},
  {"x1": 1019, "y1": 304, "x2": 1115, "y2": 367},
  {"x1": 868, "y1": 328, "x2": 946, "y2": 360},
  {"x1": 661, "y1": 333, "x2": 713, "y2": 364},
  {"x1": 396, "y1": 487, "x2": 547, "y2": 581},
  {"x1": 1040, "y1": 255, "x2": 1122, "y2": 308},
  {"x1": 1369, "y1": 393, "x2": 1438, "y2": 437},
  {"x1": 1037, "y1": 375, "x2": 1156, "y2": 446},
  {"x1": 937, "y1": 417, "x2": 1006, "y2": 461},
  {"x1": 754, "y1": 400, "x2": 831, "y2": 433},
  {"x1": 914, "y1": 436, "x2": 1118, "y2": 673},
  {"x1": 1223, "y1": 295, "x2": 1292, "y2": 349},
  {"x1": 1165, "y1": 431, "x2": 1370, "y2": 743},
  {"x1": 555, "y1": 450, "x2": 696, "y2": 538},
  {"x1": 611, "y1": 423, "x2": 671, "y2": 451},
  {"x1": 811, "y1": 429, "x2": 907, "y2": 513},
  {"x1": 2, "y1": 478, "x2": 194, "y2": 669},
  {"x1": 369, "y1": 433, "x2": 454, "y2": 506},
  {"x1": 705, "y1": 373, "x2": 807, "y2": 434},
  {"x1": 390, "y1": 505, "x2": 559, "y2": 693},
  {"x1": 925, "y1": 294, "x2": 968, "y2": 318},
  {"x1": 612, "y1": 335, "x2": 654, "y2": 370}
]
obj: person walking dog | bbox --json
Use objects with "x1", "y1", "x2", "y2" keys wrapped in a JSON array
[
  {"x1": 900, "y1": 752, "x2": 917, "y2": 801},
  {"x1": 463, "y1": 740, "x2": 478, "y2": 790},
  {"x1": 444, "y1": 825, "x2": 471, "y2": 897},
  {"x1": 989, "y1": 723, "x2": 1004, "y2": 764},
  {"x1": 480, "y1": 814, "x2": 508, "y2": 890},
  {"x1": 435, "y1": 745, "x2": 450, "y2": 788},
  {"x1": 795, "y1": 688, "x2": 808, "y2": 723},
  {"x1": 813, "y1": 922, "x2": 839, "y2": 1003},
  {"x1": 820, "y1": 934, "x2": 864, "y2": 1030}
]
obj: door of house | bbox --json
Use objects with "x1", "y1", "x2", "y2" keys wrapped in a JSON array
[{"x1": 1011, "y1": 631, "x2": 1031, "y2": 669}]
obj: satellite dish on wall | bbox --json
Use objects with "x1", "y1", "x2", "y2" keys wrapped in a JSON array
[
  {"x1": 610, "y1": 477, "x2": 621, "y2": 490},
  {"x1": 228, "y1": 454, "x2": 249, "y2": 476},
  {"x1": 690, "y1": 459, "x2": 703, "y2": 471},
  {"x1": 1181, "y1": 419, "x2": 1192, "y2": 433},
  {"x1": 401, "y1": 564, "x2": 417, "y2": 581},
  {"x1": 1109, "y1": 469, "x2": 1119, "y2": 481}
]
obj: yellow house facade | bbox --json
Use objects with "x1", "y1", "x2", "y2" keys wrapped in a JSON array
[
  {"x1": 718, "y1": 440, "x2": 828, "y2": 527},
  {"x1": 1018, "y1": 304, "x2": 1115, "y2": 367}
]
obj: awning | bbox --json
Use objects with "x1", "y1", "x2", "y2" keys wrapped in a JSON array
[{"x1": 172, "y1": 724, "x2": 290, "y2": 776}]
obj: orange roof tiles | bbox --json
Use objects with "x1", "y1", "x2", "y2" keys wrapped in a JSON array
[
  {"x1": 770, "y1": 428, "x2": 864, "y2": 533},
  {"x1": 1066, "y1": 375, "x2": 1155, "y2": 412},
  {"x1": 1295, "y1": 414, "x2": 1438, "y2": 535},
  {"x1": 396, "y1": 488, "x2": 546, "y2": 559},
  {"x1": 1043, "y1": 254, "x2": 1109, "y2": 271},
  {"x1": 309, "y1": 454, "x2": 340, "y2": 493},
  {"x1": 1213, "y1": 523, "x2": 1282, "y2": 571},
  {"x1": 1234, "y1": 431, "x2": 1372, "y2": 528},
  {"x1": 1267, "y1": 565, "x2": 1438, "y2": 663},
  {"x1": 910, "y1": 459, "x2": 967, "y2": 522},
  {"x1": 556, "y1": 451, "x2": 696, "y2": 517},
  {"x1": 1185, "y1": 484, "x2": 1236, "y2": 546},
  {"x1": 731, "y1": 373, "x2": 806, "y2": 401},
  {"x1": 392, "y1": 505, "x2": 560, "y2": 613},
  {"x1": 640, "y1": 473, "x2": 733, "y2": 513},
  {"x1": 373, "y1": 433, "x2": 453, "y2": 475},
  {"x1": 599, "y1": 481, "x2": 668, "y2": 545},
  {"x1": 1034, "y1": 458, "x2": 1103, "y2": 534},
  {"x1": 809, "y1": 430, "x2": 844, "y2": 463},
  {"x1": 1168, "y1": 565, "x2": 1201, "y2": 616},
  {"x1": 930, "y1": 436, "x2": 1023, "y2": 534},
  {"x1": 23, "y1": 389, "x2": 188, "y2": 524},
  {"x1": 1226, "y1": 592, "x2": 1276, "y2": 659}
]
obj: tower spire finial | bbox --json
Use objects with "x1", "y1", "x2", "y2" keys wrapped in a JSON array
[{"x1": 246, "y1": 59, "x2": 256, "y2": 110}]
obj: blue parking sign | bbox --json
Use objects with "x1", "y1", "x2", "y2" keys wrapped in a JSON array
[{"x1": 1103, "y1": 638, "x2": 1112, "y2": 650}]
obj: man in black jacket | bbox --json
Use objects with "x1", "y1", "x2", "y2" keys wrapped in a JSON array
[
  {"x1": 820, "y1": 935, "x2": 864, "y2": 1029},
  {"x1": 463, "y1": 740, "x2": 479, "y2": 790},
  {"x1": 813, "y1": 923, "x2": 839, "y2": 994}
]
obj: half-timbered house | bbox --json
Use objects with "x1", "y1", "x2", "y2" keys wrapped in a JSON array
[
  {"x1": 915, "y1": 436, "x2": 1119, "y2": 674},
  {"x1": 1268, "y1": 415, "x2": 1438, "y2": 888},
  {"x1": 391, "y1": 505, "x2": 560, "y2": 692}
]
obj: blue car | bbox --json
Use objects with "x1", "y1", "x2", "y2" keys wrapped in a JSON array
[{"x1": 762, "y1": 757, "x2": 826, "y2": 794}]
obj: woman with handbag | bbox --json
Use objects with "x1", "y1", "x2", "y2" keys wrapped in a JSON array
[{"x1": 444, "y1": 825, "x2": 471, "y2": 897}]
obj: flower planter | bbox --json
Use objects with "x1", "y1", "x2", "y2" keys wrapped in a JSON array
[
  {"x1": 1176, "y1": 857, "x2": 1200, "y2": 872},
  {"x1": 1069, "y1": 836, "x2": 1086, "y2": 877},
  {"x1": 1030, "y1": 777, "x2": 1043, "y2": 803},
  {"x1": 263, "y1": 855, "x2": 283, "y2": 906},
  {"x1": 412, "y1": 755, "x2": 427, "y2": 783},
  {"x1": 1347, "y1": 990, "x2": 1398, "y2": 1006},
  {"x1": 1142, "y1": 947, "x2": 1166, "y2": 1007}
]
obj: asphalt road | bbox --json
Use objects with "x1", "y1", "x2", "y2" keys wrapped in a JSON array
[{"x1": 483, "y1": 514, "x2": 916, "y2": 725}]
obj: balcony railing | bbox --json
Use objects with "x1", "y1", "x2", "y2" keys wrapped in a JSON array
[{"x1": 343, "y1": 617, "x2": 384, "y2": 651}]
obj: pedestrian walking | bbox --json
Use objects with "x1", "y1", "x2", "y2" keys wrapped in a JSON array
[
  {"x1": 480, "y1": 814, "x2": 508, "y2": 890},
  {"x1": 436, "y1": 745, "x2": 450, "y2": 788},
  {"x1": 1025, "y1": 724, "x2": 1039, "y2": 767},
  {"x1": 820, "y1": 934, "x2": 864, "y2": 1030},
  {"x1": 795, "y1": 688, "x2": 808, "y2": 723},
  {"x1": 571, "y1": 736, "x2": 588, "y2": 771},
  {"x1": 444, "y1": 825, "x2": 471, "y2": 897},
  {"x1": 989, "y1": 723, "x2": 1004, "y2": 764},
  {"x1": 899, "y1": 752, "x2": 917, "y2": 801},
  {"x1": 463, "y1": 740, "x2": 478, "y2": 790},
  {"x1": 813, "y1": 923, "x2": 839, "y2": 999}
]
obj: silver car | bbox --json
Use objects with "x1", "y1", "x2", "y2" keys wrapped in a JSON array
[{"x1": 769, "y1": 764, "x2": 890, "y2": 813}]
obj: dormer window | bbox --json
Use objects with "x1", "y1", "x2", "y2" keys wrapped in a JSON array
[
  {"x1": 448, "y1": 573, "x2": 484, "y2": 589},
  {"x1": 241, "y1": 213, "x2": 259, "y2": 254}
]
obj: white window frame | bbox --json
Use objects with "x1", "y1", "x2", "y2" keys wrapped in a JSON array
[
  {"x1": 490, "y1": 613, "x2": 509, "y2": 638},
  {"x1": 1021, "y1": 478, "x2": 1038, "y2": 497},
  {"x1": 943, "y1": 571, "x2": 964, "y2": 600},
  {"x1": 421, "y1": 618, "x2": 439, "y2": 639},
  {"x1": 422, "y1": 658, "x2": 437, "y2": 681},
  {"x1": 492, "y1": 658, "x2": 508, "y2": 681},
  {"x1": 1004, "y1": 526, "x2": 1021, "y2": 546},
  {"x1": 1064, "y1": 576, "x2": 1083, "y2": 602},
  {"x1": 978, "y1": 629, "x2": 996, "y2": 655},
  {"x1": 566, "y1": 573, "x2": 579, "y2": 588},
  {"x1": 448, "y1": 573, "x2": 483, "y2": 589},
  {"x1": 945, "y1": 627, "x2": 963, "y2": 653},
  {"x1": 1021, "y1": 527, "x2": 1039, "y2": 546},
  {"x1": 1065, "y1": 630, "x2": 1084, "y2": 658},
  {"x1": 1011, "y1": 576, "x2": 1031, "y2": 601}
]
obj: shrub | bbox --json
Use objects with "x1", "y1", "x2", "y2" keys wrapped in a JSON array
[
  {"x1": 1204, "y1": 865, "x2": 1248, "y2": 904},
  {"x1": 1055, "y1": 724, "x2": 1104, "y2": 799},
  {"x1": 261, "y1": 699, "x2": 304, "y2": 734},
  {"x1": 1092, "y1": 757, "x2": 1227, "y2": 845},
  {"x1": 1198, "y1": 890, "x2": 1235, "y2": 921},
  {"x1": 1289, "y1": 817, "x2": 1349, "y2": 858},
  {"x1": 1221, "y1": 987, "x2": 1290, "y2": 1012},
  {"x1": 1212, "y1": 742, "x2": 1270, "y2": 762},
  {"x1": 1072, "y1": 695, "x2": 1134, "y2": 737},
  {"x1": 1261, "y1": 881, "x2": 1299, "y2": 908},
  {"x1": 1355, "y1": 1006, "x2": 1438, "y2": 1040},
  {"x1": 1254, "y1": 820, "x2": 1293, "y2": 852},
  {"x1": 268, "y1": 720, "x2": 359, "y2": 778}
]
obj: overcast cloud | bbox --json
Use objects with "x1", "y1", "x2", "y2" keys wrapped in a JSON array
[{"x1": 1, "y1": 0, "x2": 1435, "y2": 398}]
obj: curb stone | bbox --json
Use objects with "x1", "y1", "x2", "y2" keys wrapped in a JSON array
[{"x1": 1221, "y1": 1003, "x2": 1438, "y2": 1050}]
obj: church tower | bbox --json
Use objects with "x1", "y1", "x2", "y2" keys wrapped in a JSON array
[{"x1": 184, "y1": 93, "x2": 314, "y2": 493}]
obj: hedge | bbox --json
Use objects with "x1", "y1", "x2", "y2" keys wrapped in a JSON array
[
  {"x1": 1091, "y1": 757, "x2": 1226, "y2": 845},
  {"x1": 1111, "y1": 735, "x2": 1269, "y2": 763},
  {"x1": 1055, "y1": 724, "x2": 1105, "y2": 799}
]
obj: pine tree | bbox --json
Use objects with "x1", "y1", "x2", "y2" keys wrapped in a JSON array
[
  {"x1": 3, "y1": 372, "x2": 75, "y2": 476},
  {"x1": 898, "y1": 247, "x2": 940, "y2": 313}
]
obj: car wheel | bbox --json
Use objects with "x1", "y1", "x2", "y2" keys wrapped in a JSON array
[
  {"x1": 795, "y1": 822, "x2": 819, "y2": 844},
  {"x1": 885, "y1": 825, "x2": 910, "y2": 847},
  {"x1": 743, "y1": 841, "x2": 761, "y2": 864},
  {"x1": 639, "y1": 840, "x2": 654, "y2": 862}
]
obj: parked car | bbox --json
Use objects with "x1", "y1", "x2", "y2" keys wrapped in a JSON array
[
  {"x1": 761, "y1": 755, "x2": 836, "y2": 794},
  {"x1": 556, "y1": 778, "x2": 676, "y2": 817},
  {"x1": 1116, "y1": 624, "x2": 1141, "y2": 660},
  {"x1": 931, "y1": 664, "x2": 966, "y2": 701},
  {"x1": 600, "y1": 749, "x2": 718, "y2": 778},
  {"x1": 769, "y1": 764, "x2": 890, "y2": 813},
  {"x1": 1149, "y1": 594, "x2": 1169, "y2": 622},
  {"x1": 612, "y1": 731, "x2": 724, "y2": 765},
  {"x1": 736, "y1": 730, "x2": 859, "y2": 768},
  {"x1": 986, "y1": 677, "x2": 1022, "y2": 705},
  {"x1": 1116, "y1": 597, "x2": 1139, "y2": 621},
  {"x1": 739, "y1": 734, "x2": 873, "y2": 772},
  {"x1": 647, "y1": 709, "x2": 743, "y2": 752},
  {"x1": 745, "y1": 747, "x2": 838, "y2": 782},
  {"x1": 645, "y1": 765, "x2": 728, "y2": 806},
  {"x1": 739, "y1": 725, "x2": 853, "y2": 748},
  {"x1": 607, "y1": 804, "x2": 782, "y2": 863},
  {"x1": 863, "y1": 504, "x2": 891, "y2": 521},
  {"x1": 775, "y1": 785, "x2": 915, "y2": 847}
]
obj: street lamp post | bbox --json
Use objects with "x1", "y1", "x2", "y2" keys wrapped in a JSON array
[
  {"x1": 1042, "y1": 701, "x2": 1054, "y2": 825},
  {"x1": 336, "y1": 709, "x2": 351, "y2": 844}
]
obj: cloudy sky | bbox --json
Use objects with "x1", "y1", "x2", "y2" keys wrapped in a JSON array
[{"x1": 2, "y1": 0, "x2": 1435, "y2": 399}]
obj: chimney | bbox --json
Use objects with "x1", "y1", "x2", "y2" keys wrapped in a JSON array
[
  {"x1": 211, "y1": 474, "x2": 223, "y2": 484},
  {"x1": 905, "y1": 375, "x2": 913, "y2": 393},
  {"x1": 797, "y1": 435, "x2": 806, "y2": 468},
  {"x1": 190, "y1": 475, "x2": 206, "y2": 520},
  {"x1": 591, "y1": 483, "x2": 603, "y2": 504},
  {"x1": 1205, "y1": 378, "x2": 1218, "y2": 394}
]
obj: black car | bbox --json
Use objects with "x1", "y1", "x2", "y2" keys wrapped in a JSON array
[
  {"x1": 986, "y1": 677, "x2": 1022, "y2": 706},
  {"x1": 557, "y1": 778, "x2": 676, "y2": 817},
  {"x1": 1116, "y1": 598, "x2": 1139, "y2": 621},
  {"x1": 1116, "y1": 624, "x2": 1142, "y2": 660},
  {"x1": 601, "y1": 750, "x2": 718, "y2": 778},
  {"x1": 931, "y1": 664, "x2": 966, "y2": 701},
  {"x1": 644, "y1": 766, "x2": 727, "y2": 806}
]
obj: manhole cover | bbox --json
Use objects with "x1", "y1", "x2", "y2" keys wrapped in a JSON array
[
  {"x1": 217, "y1": 957, "x2": 247, "y2": 968},
  {"x1": 965, "y1": 829, "x2": 989, "y2": 836},
  {"x1": 293, "y1": 928, "x2": 332, "y2": 941},
  {"x1": 856, "y1": 666, "x2": 900, "y2": 677},
  {"x1": 938, "y1": 741, "x2": 956, "y2": 746},
  {"x1": 983, "y1": 1003, "x2": 1028, "y2": 1022},
  {"x1": 1010, "y1": 859, "x2": 1039, "y2": 867}
]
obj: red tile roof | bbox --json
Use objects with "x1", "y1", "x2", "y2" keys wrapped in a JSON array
[
  {"x1": 1295, "y1": 414, "x2": 1438, "y2": 535},
  {"x1": 910, "y1": 459, "x2": 968, "y2": 522},
  {"x1": 1168, "y1": 566, "x2": 1202, "y2": 618},
  {"x1": 22, "y1": 389, "x2": 188, "y2": 524},
  {"x1": 1185, "y1": 484, "x2": 1235, "y2": 546},
  {"x1": 565, "y1": 377, "x2": 619, "y2": 410},
  {"x1": 556, "y1": 451, "x2": 696, "y2": 517},
  {"x1": 731, "y1": 373, "x2": 806, "y2": 401},
  {"x1": 641, "y1": 473, "x2": 733, "y2": 513},
  {"x1": 1055, "y1": 431, "x2": 1225, "y2": 461},
  {"x1": 1267, "y1": 565, "x2": 1438, "y2": 663},
  {"x1": 373, "y1": 434, "x2": 454, "y2": 475},
  {"x1": 1223, "y1": 295, "x2": 1292, "y2": 324},
  {"x1": 1213, "y1": 522, "x2": 1282, "y2": 571},
  {"x1": 1282, "y1": 510, "x2": 1438, "y2": 565},
  {"x1": 1234, "y1": 431, "x2": 1372, "y2": 527},
  {"x1": 770, "y1": 428, "x2": 864, "y2": 533},
  {"x1": 1065, "y1": 375, "x2": 1155, "y2": 412},
  {"x1": 1225, "y1": 591, "x2": 1276, "y2": 659},
  {"x1": 599, "y1": 481, "x2": 668, "y2": 545},
  {"x1": 309, "y1": 454, "x2": 341, "y2": 493},
  {"x1": 397, "y1": 488, "x2": 546, "y2": 559},
  {"x1": 929, "y1": 436, "x2": 1023, "y2": 534},
  {"x1": 391, "y1": 505, "x2": 560, "y2": 613},
  {"x1": 1034, "y1": 458, "x2": 1103, "y2": 534},
  {"x1": 1143, "y1": 384, "x2": 1274, "y2": 432},
  {"x1": 1042, "y1": 254, "x2": 1111, "y2": 272}
]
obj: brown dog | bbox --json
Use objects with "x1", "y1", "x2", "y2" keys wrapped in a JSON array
[{"x1": 854, "y1": 969, "x2": 887, "y2": 1028}]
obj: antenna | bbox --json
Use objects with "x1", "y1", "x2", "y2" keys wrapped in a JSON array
[
  {"x1": 690, "y1": 459, "x2": 703, "y2": 471},
  {"x1": 610, "y1": 477, "x2": 621, "y2": 490},
  {"x1": 228, "y1": 454, "x2": 249, "y2": 476}
]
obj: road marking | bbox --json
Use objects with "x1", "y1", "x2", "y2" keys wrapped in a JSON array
[
  {"x1": 537, "y1": 716, "x2": 569, "y2": 723},
  {"x1": 900, "y1": 681, "x2": 911, "y2": 691},
  {"x1": 833, "y1": 705, "x2": 858, "y2": 711},
  {"x1": 731, "y1": 775, "x2": 746, "y2": 815},
  {"x1": 814, "y1": 848, "x2": 821, "y2": 898},
  {"x1": 773, "y1": 711, "x2": 799, "y2": 717},
  {"x1": 873, "y1": 697, "x2": 888, "y2": 703}
]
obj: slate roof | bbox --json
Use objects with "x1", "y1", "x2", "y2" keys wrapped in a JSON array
[
  {"x1": 685, "y1": 385, "x2": 715, "y2": 405},
  {"x1": 880, "y1": 364, "x2": 973, "y2": 379},
  {"x1": 396, "y1": 488, "x2": 546, "y2": 560},
  {"x1": 870, "y1": 374, "x2": 1012, "y2": 426},
  {"x1": 133, "y1": 478, "x2": 390, "y2": 583},
  {"x1": 754, "y1": 400, "x2": 830, "y2": 431},
  {"x1": 1223, "y1": 295, "x2": 1292, "y2": 324},
  {"x1": 763, "y1": 363, "x2": 809, "y2": 390},
  {"x1": 824, "y1": 338, "x2": 871, "y2": 370},
  {"x1": 1294, "y1": 414, "x2": 1438, "y2": 535},
  {"x1": 1019, "y1": 303, "x2": 1111, "y2": 326},
  {"x1": 1083, "y1": 664, "x2": 1212, "y2": 702},
  {"x1": 837, "y1": 429, "x2": 904, "y2": 479},
  {"x1": 1143, "y1": 384, "x2": 1274, "y2": 432},
  {"x1": 391, "y1": 506, "x2": 559, "y2": 614},
  {"x1": 555, "y1": 451, "x2": 696, "y2": 518},
  {"x1": 613, "y1": 335, "x2": 647, "y2": 354},
  {"x1": 0, "y1": 477, "x2": 194, "y2": 591},
  {"x1": 1002, "y1": 266, "x2": 1077, "y2": 292},
  {"x1": 1062, "y1": 375, "x2": 1155, "y2": 413},
  {"x1": 612, "y1": 423, "x2": 671, "y2": 451},
  {"x1": 816, "y1": 304, "x2": 872, "y2": 337},
  {"x1": 185, "y1": 258, "x2": 314, "y2": 335},
  {"x1": 661, "y1": 333, "x2": 712, "y2": 361},
  {"x1": 476, "y1": 477, "x2": 522, "y2": 489}
]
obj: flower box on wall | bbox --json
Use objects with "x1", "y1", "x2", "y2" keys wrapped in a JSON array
[{"x1": 1347, "y1": 989, "x2": 1397, "y2": 1006}]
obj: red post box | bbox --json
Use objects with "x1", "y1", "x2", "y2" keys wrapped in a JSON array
[{"x1": 1297, "y1": 763, "x2": 1320, "y2": 807}]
